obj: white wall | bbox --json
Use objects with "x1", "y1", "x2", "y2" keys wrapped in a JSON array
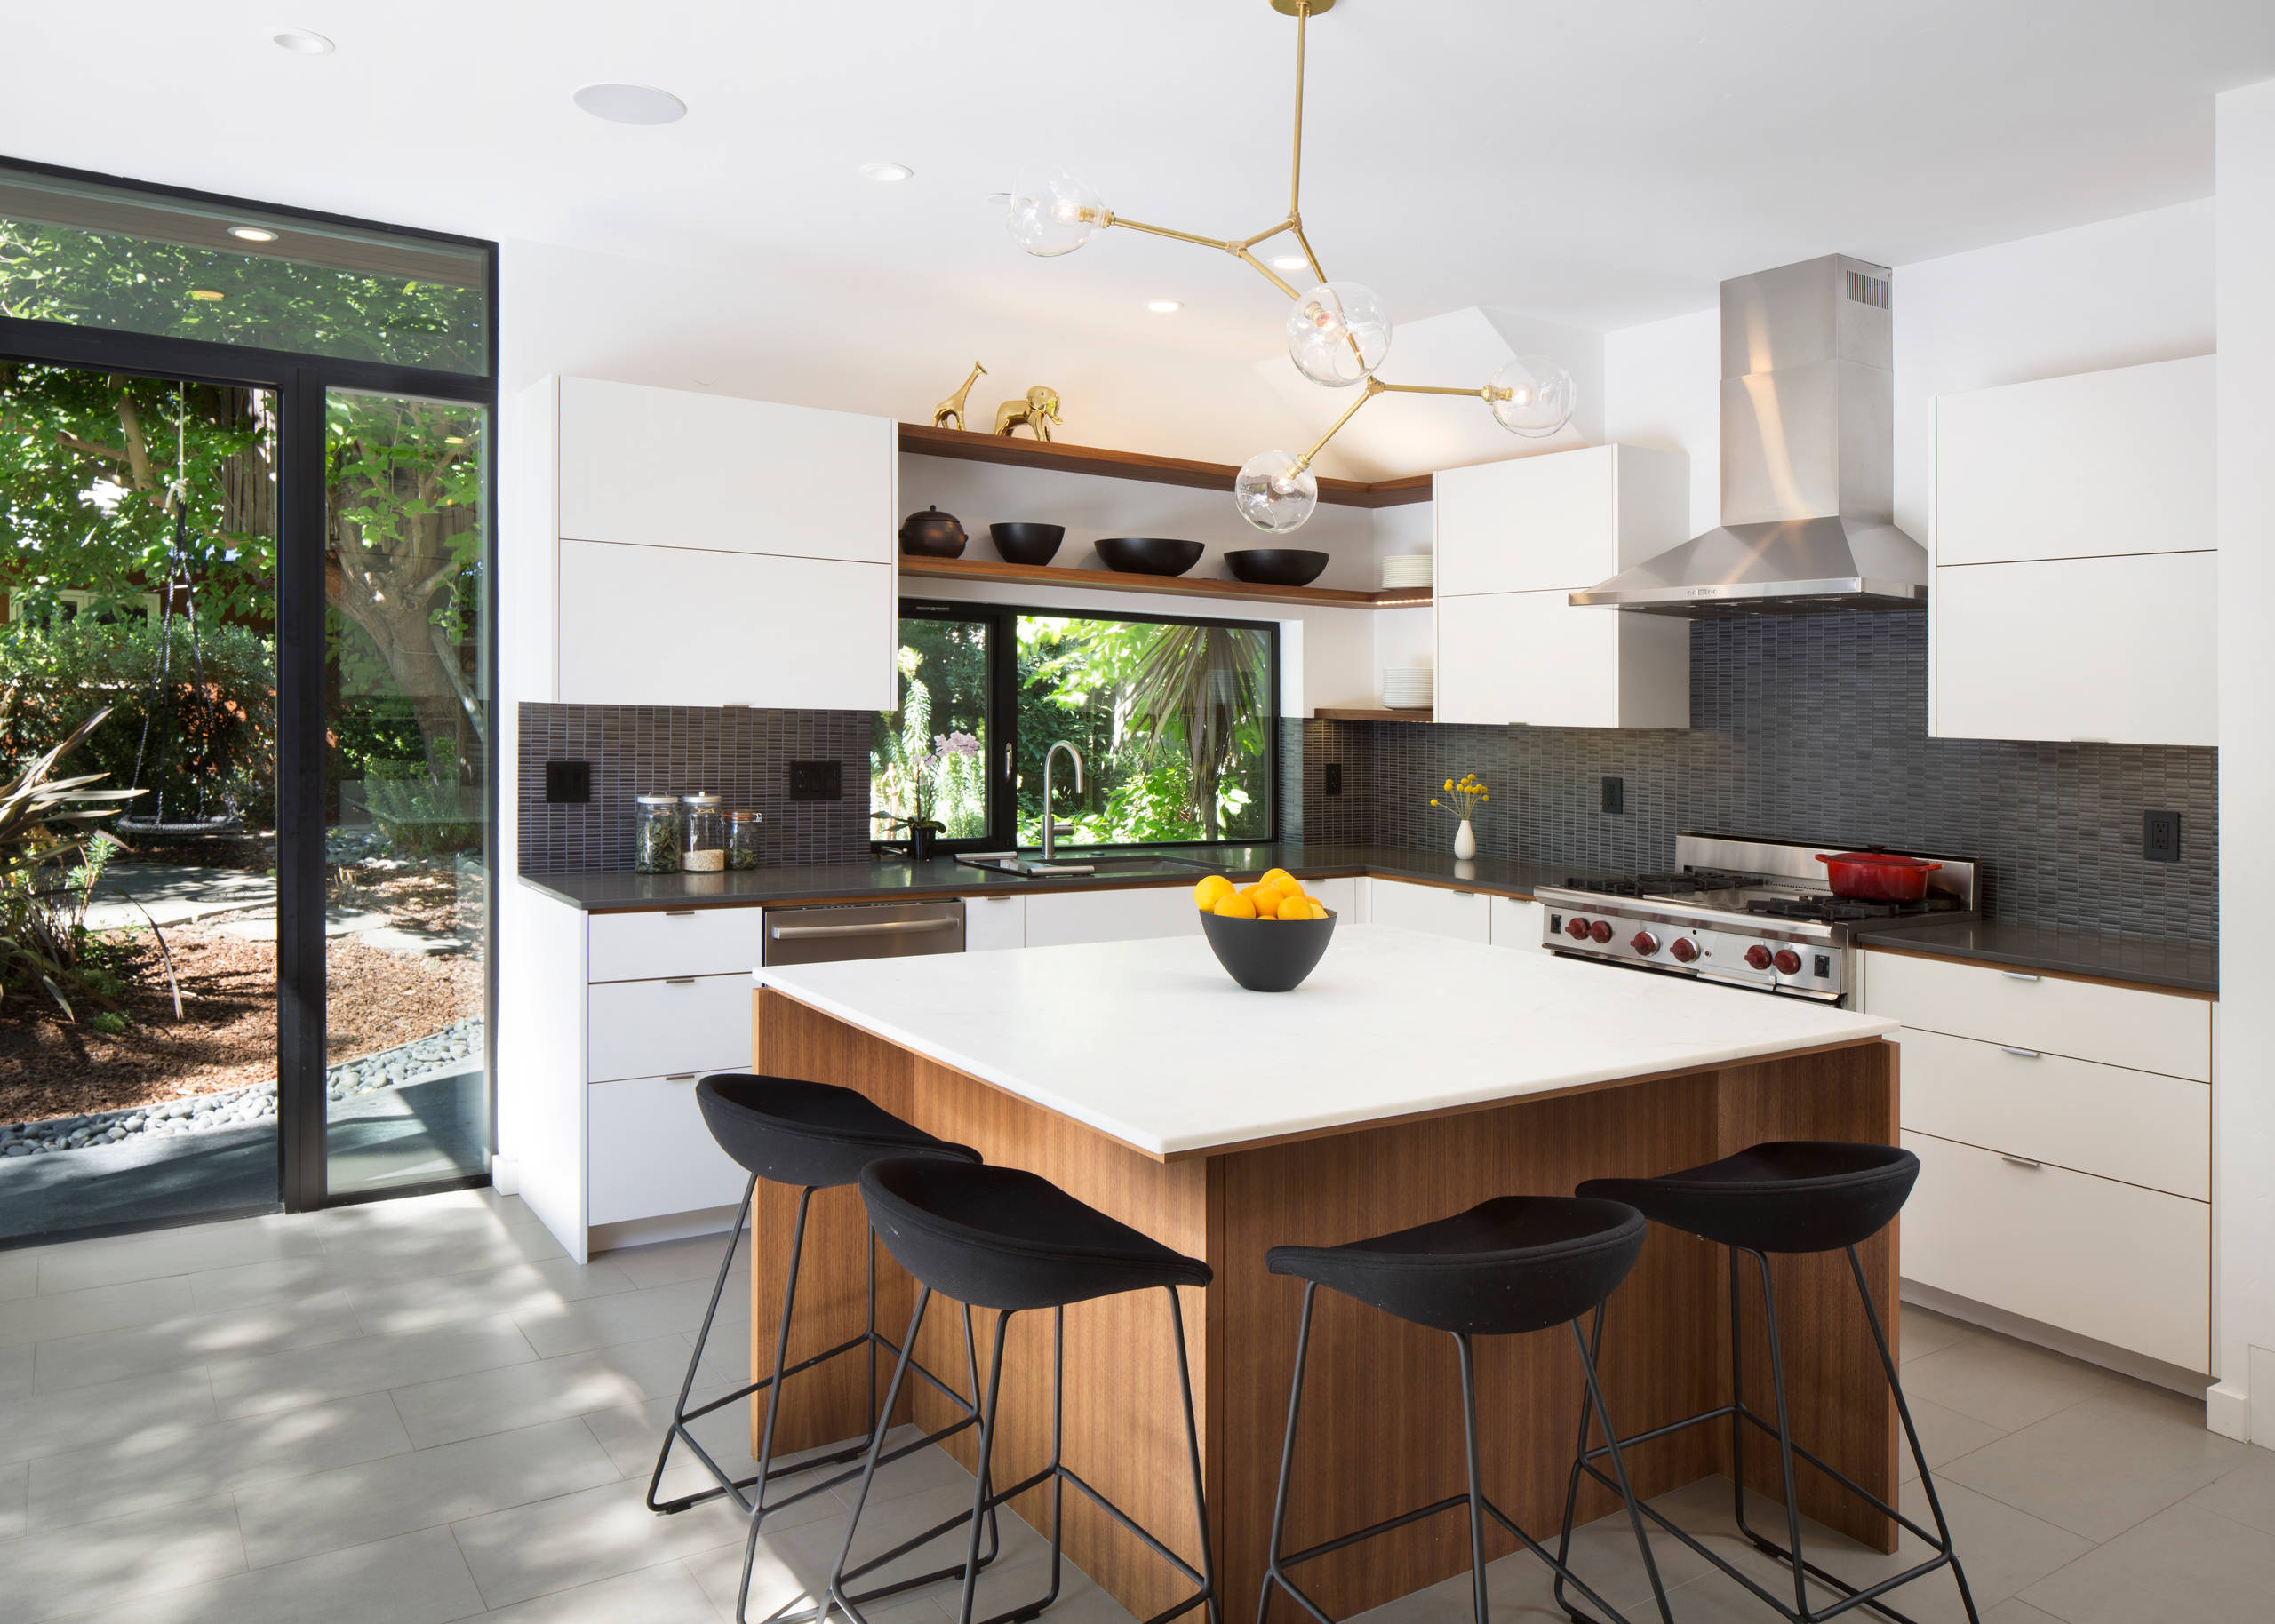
[
  {"x1": 1604, "y1": 307, "x2": 1720, "y2": 537},
  {"x1": 2213, "y1": 78, "x2": 2275, "y2": 1443}
]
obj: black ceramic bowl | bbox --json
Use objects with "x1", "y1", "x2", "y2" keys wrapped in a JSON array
[
  {"x1": 1200, "y1": 908, "x2": 1337, "y2": 993},
  {"x1": 990, "y1": 522, "x2": 1066, "y2": 566},
  {"x1": 1225, "y1": 548, "x2": 1329, "y2": 586},
  {"x1": 1097, "y1": 537, "x2": 1205, "y2": 577}
]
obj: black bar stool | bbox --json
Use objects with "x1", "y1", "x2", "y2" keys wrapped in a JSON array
[
  {"x1": 1571, "y1": 1142, "x2": 1979, "y2": 1624},
  {"x1": 830, "y1": 1155, "x2": 1220, "y2": 1624},
  {"x1": 647, "y1": 1076, "x2": 993, "y2": 1537},
  {"x1": 1257, "y1": 1196, "x2": 1672, "y2": 1624}
]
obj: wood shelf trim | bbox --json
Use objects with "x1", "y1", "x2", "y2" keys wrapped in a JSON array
[
  {"x1": 1313, "y1": 706, "x2": 1434, "y2": 723},
  {"x1": 898, "y1": 553, "x2": 1430, "y2": 612},
  {"x1": 898, "y1": 422, "x2": 1434, "y2": 508}
]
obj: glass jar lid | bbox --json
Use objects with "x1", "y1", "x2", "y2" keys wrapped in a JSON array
[
  {"x1": 680, "y1": 792, "x2": 722, "y2": 808},
  {"x1": 635, "y1": 792, "x2": 678, "y2": 807}
]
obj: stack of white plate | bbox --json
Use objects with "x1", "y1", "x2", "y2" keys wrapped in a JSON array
[
  {"x1": 1381, "y1": 665, "x2": 1434, "y2": 710},
  {"x1": 1380, "y1": 554, "x2": 1433, "y2": 590}
]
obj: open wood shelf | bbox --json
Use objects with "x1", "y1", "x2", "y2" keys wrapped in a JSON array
[
  {"x1": 1314, "y1": 707, "x2": 1435, "y2": 723},
  {"x1": 898, "y1": 553, "x2": 1432, "y2": 611},
  {"x1": 898, "y1": 422, "x2": 1434, "y2": 509}
]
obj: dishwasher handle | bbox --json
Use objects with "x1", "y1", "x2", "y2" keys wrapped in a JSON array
[{"x1": 770, "y1": 917, "x2": 959, "y2": 942}]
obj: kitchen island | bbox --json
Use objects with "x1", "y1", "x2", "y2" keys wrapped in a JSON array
[{"x1": 747, "y1": 926, "x2": 1904, "y2": 1621}]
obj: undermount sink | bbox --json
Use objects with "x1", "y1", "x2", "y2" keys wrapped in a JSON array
[{"x1": 956, "y1": 851, "x2": 1216, "y2": 880}]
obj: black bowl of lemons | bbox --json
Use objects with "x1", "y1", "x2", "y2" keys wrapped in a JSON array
[{"x1": 1193, "y1": 868, "x2": 1337, "y2": 992}]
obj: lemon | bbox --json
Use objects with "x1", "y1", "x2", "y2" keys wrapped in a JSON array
[
  {"x1": 1252, "y1": 890, "x2": 1283, "y2": 919},
  {"x1": 1260, "y1": 867, "x2": 1294, "y2": 888},
  {"x1": 1193, "y1": 874, "x2": 1234, "y2": 911},
  {"x1": 1212, "y1": 894, "x2": 1257, "y2": 919},
  {"x1": 1269, "y1": 876, "x2": 1306, "y2": 903}
]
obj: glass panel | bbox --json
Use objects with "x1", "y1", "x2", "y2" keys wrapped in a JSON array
[
  {"x1": 873, "y1": 613, "x2": 992, "y2": 844},
  {"x1": 0, "y1": 168, "x2": 488, "y2": 373},
  {"x1": 0, "y1": 363, "x2": 279, "y2": 1239},
  {"x1": 323, "y1": 390, "x2": 490, "y2": 1197},
  {"x1": 1015, "y1": 614, "x2": 1273, "y2": 845}
]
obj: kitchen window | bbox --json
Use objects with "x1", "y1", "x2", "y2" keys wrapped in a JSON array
[{"x1": 873, "y1": 601, "x2": 1279, "y2": 851}]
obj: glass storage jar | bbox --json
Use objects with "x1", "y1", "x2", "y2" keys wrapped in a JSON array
[
  {"x1": 634, "y1": 792, "x2": 681, "y2": 873},
  {"x1": 681, "y1": 792, "x2": 727, "y2": 872},
  {"x1": 728, "y1": 809, "x2": 763, "y2": 870}
]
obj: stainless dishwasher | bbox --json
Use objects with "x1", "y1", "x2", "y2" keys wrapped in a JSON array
[{"x1": 760, "y1": 898, "x2": 966, "y2": 965}]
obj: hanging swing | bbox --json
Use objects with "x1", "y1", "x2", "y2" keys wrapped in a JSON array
[{"x1": 117, "y1": 383, "x2": 246, "y2": 840}]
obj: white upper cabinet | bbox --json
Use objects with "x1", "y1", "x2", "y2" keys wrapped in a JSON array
[
  {"x1": 1934, "y1": 356, "x2": 2214, "y2": 566},
  {"x1": 1433, "y1": 444, "x2": 1690, "y2": 729},
  {"x1": 556, "y1": 377, "x2": 898, "y2": 564}
]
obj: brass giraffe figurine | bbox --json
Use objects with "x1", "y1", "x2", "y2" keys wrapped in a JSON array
[{"x1": 930, "y1": 362, "x2": 987, "y2": 432}]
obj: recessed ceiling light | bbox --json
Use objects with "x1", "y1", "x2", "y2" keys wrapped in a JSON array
[
  {"x1": 228, "y1": 226, "x2": 277, "y2": 243},
  {"x1": 572, "y1": 83, "x2": 687, "y2": 126},
  {"x1": 984, "y1": 191, "x2": 1011, "y2": 206},
  {"x1": 858, "y1": 162, "x2": 914, "y2": 184},
  {"x1": 271, "y1": 28, "x2": 334, "y2": 54},
  {"x1": 1271, "y1": 254, "x2": 1308, "y2": 271},
  {"x1": 188, "y1": 289, "x2": 226, "y2": 302},
  {"x1": 1146, "y1": 299, "x2": 1182, "y2": 314}
]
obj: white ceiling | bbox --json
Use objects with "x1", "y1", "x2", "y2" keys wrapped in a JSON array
[{"x1": 5, "y1": 0, "x2": 2271, "y2": 354}]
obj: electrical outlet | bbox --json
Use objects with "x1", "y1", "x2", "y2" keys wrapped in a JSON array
[
  {"x1": 1324, "y1": 763, "x2": 1343, "y2": 796},
  {"x1": 789, "y1": 760, "x2": 842, "y2": 802},
  {"x1": 2144, "y1": 809, "x2": 2182, "y2": 863},
  {"x1": 542, "y1": 760, "x2": 591, "y2": 804},
  {"x1": 1601, "y1": 776, "x2": 1624, "y2": 815}
]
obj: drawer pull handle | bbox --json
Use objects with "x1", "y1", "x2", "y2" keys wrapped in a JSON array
[
  {"x1": 664, "y1": 1073, "x2": 698, "y2": 1082},
  {"x1": 1452, "y1": 889, "x2": 1476, "y2": 897},
  {"x1": 2000, "y1": 1154, "x2": 2044, "y2": 1170},
  {"x1": 664, "y1": 911, "x2": 697, "y2": 919},
  {"x1": 2001, "y1": 971, "x2": 2040, "y2": 983},
  {"x1": 662, "y1": 977, "x2": 697, "y2": 985},
  {"x1": 2000, "y1": 1046, "x2": 2042, "y2": 1059},
  {"x1": 770, "y1": 919, "x2": 958, "y2": 941}
]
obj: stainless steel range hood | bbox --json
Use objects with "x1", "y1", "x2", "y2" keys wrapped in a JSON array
[{"x1": 1570, "y1": 254, "x2": 1928, "y2": 617}]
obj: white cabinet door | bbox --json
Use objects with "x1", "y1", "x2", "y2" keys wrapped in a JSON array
[
  {"x1": 1935, "y1": 356, "x2": 2214, "y2": 567},
  {"x1": 586, "y1": 974, "x2": 753, "y2": 1084},
  {"x1": 587, "y1": 1075, "x2": 751, "y2": 1227},
  {"x1": 1433, "y1": 445, "x2": 1688, "y2": 597},
  {"x1": 1304, "y1": 876, "x2": 1359, "y2": 919},
  {"x1": 1436, "y1": 589, "x2": 1688, "y2": 729},
  {"x1": 1368, "y1": 880, "x2": 1490, "y2": 943},
  {"x1": 587, "y1": 907, "x2": 770, "y2": 983},
  {"x1": 1932, "y1": 552, "x2": 2215, "y2": 746},
  {"x1": 556, "y1": 539, "x2": 894, "y2": 711},
  {"x1": 1489, "y1": 896, "x2": 1545, "y2": 952},
  {"x1": 964, "y1": 893, "x2": 1026, "y2": 951},
  {"x1": 1863, "y1": 949, "x2": 2210, "y2": 1080},
  {"x1": 1024, "y1": 887, "x2": 1204, "y2": 948},
  {"x1": 556, "y1": 378, "x2": 896, "y2": 565}
]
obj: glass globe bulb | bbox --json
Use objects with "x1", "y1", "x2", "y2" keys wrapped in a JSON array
[
  {"x1": 1489, "y1": 354, "x2": 1577, "y2": 438},
  {"x1": 1005, "y1": 167, "x2": 1107, "y2": 258},
  {"x1": 1235, "y1": 450, "x2": 1319, "y2": 533},
  {"x1": 1286, "y1": 282, "x2": 1391, "y2": 387}
]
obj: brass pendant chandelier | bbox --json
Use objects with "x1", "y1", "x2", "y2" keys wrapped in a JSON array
[{"x1": 1006, "y1": 0, "x2": 1577, "y2": 533}]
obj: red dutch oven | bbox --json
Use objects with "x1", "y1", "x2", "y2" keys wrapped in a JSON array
[{"x1": 1815, "y1": 849, "x2": 1943, "y2": 903}]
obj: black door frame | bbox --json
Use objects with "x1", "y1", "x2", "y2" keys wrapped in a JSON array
[{"x1": 0, "y1": 155, "x2": 499, "y2": 1215}]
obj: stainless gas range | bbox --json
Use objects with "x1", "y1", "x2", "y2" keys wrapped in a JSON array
[{"x1": 1533, "y1": 833, "x2": 1978, "y2": 1006}]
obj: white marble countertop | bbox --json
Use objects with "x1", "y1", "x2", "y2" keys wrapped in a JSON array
[{"x1": 753, "y1": 926, "x2": 1899, "y2": 1159}]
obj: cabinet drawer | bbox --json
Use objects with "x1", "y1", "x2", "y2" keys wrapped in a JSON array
[
  {"x1": 1897, "y1": 1028, "x2": 2207, "y2": 1199},
  {"x1": 587, "y1": 1076, "x2": 751, "y2": 1227},
  {"x1": 1900, "y1": 1130, "x2": 2207, "y2": 1371},
  {"x1": 1369, "y1": 880, "x2": 1491, "y2": 943},
  {"x1": 588, "y1": 908, "x2": 770, "y2": 983},
  {"x1": 587, "y1": 975, "x2": 752, "y2": 1083},
  {"x1": 1489, "y1": 896, "x2": 1545, "y2": 953},
  {"x1": 963, "y1": 893, "x2": 1026, "y2": 951},
  {"x1": 1023, "y1": 886, "x2": 1202, "y2": 948},
  {"x1": 1864, "y1": 950, "x2": 2208, "y2": 1080}
]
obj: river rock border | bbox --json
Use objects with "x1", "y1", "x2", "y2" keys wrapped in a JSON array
[{"x1": 0, "y1": 1017, "x2": 483, "y2": 1157}]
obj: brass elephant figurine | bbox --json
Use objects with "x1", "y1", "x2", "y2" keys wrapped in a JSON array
[{"x1": 993, "y1": 386, "x2": 1063, "y2": 442}]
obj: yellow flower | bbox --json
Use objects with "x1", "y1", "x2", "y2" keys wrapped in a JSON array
[
  {"x1": 1443, "y1": 779, "x2": 1453, "y2": 792},
  {"x1": 1430, "y1": 798, "x2": 1440, "y2": 806}
]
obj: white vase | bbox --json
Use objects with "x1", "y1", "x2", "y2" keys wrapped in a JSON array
[{"x1": 1453, "y1": 818, "x2": 1477, "y2": 861}]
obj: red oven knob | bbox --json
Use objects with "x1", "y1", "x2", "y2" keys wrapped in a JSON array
[
  {"x1": 1773, "y1": 948, "x2": 1802, "y2": 975},
  {"x1": 1629, "y1": 931, "x2": 1660, "y2": 956},
  {"x1": 1565, "y1": 916, "x2": 1592, "y2": 941},
  {"x1": 1669, "y1": 937, "x2": 1700, "y2": 963},
  {"x1": 1744, "y1": 943, "x2": 1774, "y2": 971},
  {"x1": 1589, "y1": 919, "x2": 1615, "y2": 943}
]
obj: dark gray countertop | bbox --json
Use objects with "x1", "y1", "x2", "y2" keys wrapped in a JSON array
[
  {"x1": 1853, "y1": 919, "x2": 2217, "y2": 995},
  {"x1": 519, "y1": 847, "x2": 2216, "y2": 994}
]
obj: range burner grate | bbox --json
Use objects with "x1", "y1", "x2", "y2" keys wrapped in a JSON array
[
  {"x1": 1561, "y1": 868, "x2": 1768, "y2": 899},
  {"x1": 1745, "y1": 892, "x2": 1963, "y2": 924}
]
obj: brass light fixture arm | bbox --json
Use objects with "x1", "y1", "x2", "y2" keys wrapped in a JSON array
[
  {"x1": 1289, "y1": 0, "x2": 1309, "y2": 218},
  {"x1": 1289, "y1": 377, "x2": 1518, "y2": 473}
]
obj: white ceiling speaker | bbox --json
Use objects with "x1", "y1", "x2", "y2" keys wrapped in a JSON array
[{"x1": 572, "y1": 84, "x2": 688, "y2": 126}]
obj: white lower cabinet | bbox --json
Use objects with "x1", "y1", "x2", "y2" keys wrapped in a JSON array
[
  {"x1": 587, "y1": 1075, "x2": 750, "y2": 1227},
  {"x1": 1367, "y1": 879, "x2": 1491, "y2": 943},
  {"x1": 586, "y1": 974, "x2": 753, "y2": 1084},
  {"x1": 1024, "y1": 887, "x2": 1205, "y2": 948},
  {"x1": 1489, "y1": 896, "x2": 1545, "y2": 952},
  {"x1": 964, "y1": 893, "x2": 1026, "y2": 951},
  {"x1": 1305, "y1": 876, "x2": 1359, "y2": 919}
]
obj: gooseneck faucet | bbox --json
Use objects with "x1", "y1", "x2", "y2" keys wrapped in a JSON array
[{"x1": 1040, "y1": 741, "x2": 1083, "y2": 863}]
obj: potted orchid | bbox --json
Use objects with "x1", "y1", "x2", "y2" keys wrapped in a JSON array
[{"x1": 894, "y1": 730, "x2": 982, "y2": 860}]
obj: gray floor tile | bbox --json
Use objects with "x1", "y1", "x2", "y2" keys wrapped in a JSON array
[
  {"x1": 0, "y1": 1366, "x2": 217, "y2": 1469},
  {"x1": 473, "y1": 1559, "x2": 721, "y2": 1624},
  {"x1": 391, "y1": 1333, "x2": 694, "y2": 1449},
  {"x1": 26, "y1": 1389, "x2": 411, "y2": 1532},
  {"x1": 347, "y1": 1257, "x2": 640, "y2": 1337},
  {"x1": 0, "y1": 1492, "x2": 244, "y2": 1622},
  {"x1": 2184, "y1": 1441, "x2": 2275, "y2": 1537},
  {"x1": 0, "y1": 1463, "x2": 23, "y2": 1540},
  {"x1": 0, "y1": 1251, "x2": 36, "y2": 1303},
  {"x1": 1898, "y1": 1396, "x2": 2008, "y2": 1485},
  {"x1": 515, "y1": 1276, "x2": 722, "y2": 1358},
  {"x1": 30, "y1": 1288, "x2": 366, "y2": 1395},
  {"x1": 1900, "y1": 1306, "x2": 1984, "y2": 1365},
  {"x1": 0, "y1": 1343, "x2": 28, "y2": 1404},
  {"x1": 1898, "y1": 1330, "x2": 2132, "y2": 1432},
  {"x1": 1939, "y1": 1384, "x2": 2249, "y2": 1542},
  {"x1": 2019, "y1": 1501, "x2": 2275, "y2": 1622},
  {"x1": 209, "y1": 1314, "x2": 535, "y2": 1421},
  {"x1": 1983, "y1": 1602, "x2": 2065, "y2": 1622},
  {"x1": 603, "y1": 1232, "x2": 745, "y2": 1291},
  {"x1": 180, "y1": 1254, "x2": 348, "y2": 1313},
  {"x1": 32, "y1": 1221, "x2": 324, "y2": 1294},
  {"x1": 449, "y1": 1469, "x2": 756, "y2": 1608},
  {"x1": 235, "y1": 1414, "x2": 621, "y2": 1568},
  {"x1": 46, "y1": 1524, "x2": 486, "y2": 1624},
  {"x1": 314, "y1": 1210, "x2": 568, "y2": 1275},
  {"x1": 0, "y1": 1276, "x2": 196, "y2": 1349}
]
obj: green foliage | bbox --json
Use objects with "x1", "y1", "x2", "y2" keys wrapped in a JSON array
[
  {"x1": 363, "y1": 759, "x2": 483, "y2": 856},
  {"x1": 0, "y1": 706, "x2": 146, "y2": 1018},
  {"x1": 872, "y1": 618, "x2": 989, "y2": 840},
  {"x1": 90, "y1": 1010, "x2": 126, "y2": 1036}
]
